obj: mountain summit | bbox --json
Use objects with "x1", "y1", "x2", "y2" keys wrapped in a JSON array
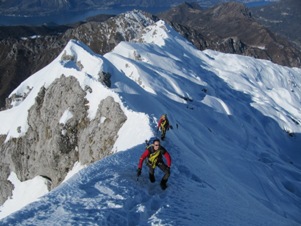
[{"x1": 0, "y1": 18, "x2": 301, "y2": 225}]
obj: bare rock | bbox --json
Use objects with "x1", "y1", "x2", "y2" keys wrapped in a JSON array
[{"x1": 0, "y1": 75, "x2": 126, "y2": 204}]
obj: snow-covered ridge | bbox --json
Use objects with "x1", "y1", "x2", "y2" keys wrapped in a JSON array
[
  {"x1": 0, "y1": 18, "x2": 301, "y2": 225},
  {"x1": 110, "y1": 20, "x2": 301, "y2": 133}
]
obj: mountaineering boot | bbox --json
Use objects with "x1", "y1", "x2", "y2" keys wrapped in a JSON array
[
  {"x1": 160, "y1": 179, "x2": 168, "y2": 190},
  {"x1": 149, "y1": 173, "x2": 155, "y2": 183}
]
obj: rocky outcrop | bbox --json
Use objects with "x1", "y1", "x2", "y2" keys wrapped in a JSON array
[
  {"x1": 0, "y1": 159, "x2": 13, "y2": 205},
  {"x1": 62, "y1": 10, "x2": 157, "y2": 54},
  {"x1": 0, "y1": 75, "x2": 127, "y2": 204}
]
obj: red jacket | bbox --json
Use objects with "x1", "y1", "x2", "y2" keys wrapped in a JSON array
[{"x1": 138, "y1": 146, "x2": 171, "y2": 169}]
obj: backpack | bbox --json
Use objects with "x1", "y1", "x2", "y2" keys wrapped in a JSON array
[
  {"x1": 148, "y1": 148, "x2": 161, "y2": 168},
  {"x1": 145, "y1": 136, "x2": 161, "y2": 168},
  {"x1": 159, "y1": 114, "x2": 169, "y2": 129}
]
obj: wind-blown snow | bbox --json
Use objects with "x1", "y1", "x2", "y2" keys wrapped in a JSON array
[{"x1": 0, "y1": 18, "x2": 301, "y2": 225}]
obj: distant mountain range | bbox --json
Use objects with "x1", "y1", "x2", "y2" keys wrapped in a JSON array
[
  {"x1": 0, "y1": 0, "x2": 194, "y2": 15},
  {"x1": 158, "y1": 2, "x2": 301, "y2": 67},
  {"x1": 0, "y1": 0, "x2": 277, "y2": 16},
  {"x1": 250, "y1": 0, "x2": 301, "y2": 48}
]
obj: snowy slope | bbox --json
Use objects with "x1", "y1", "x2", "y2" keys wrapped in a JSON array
[{"x1": 0, "y1": 19, "x2": 301, "y2": 225}]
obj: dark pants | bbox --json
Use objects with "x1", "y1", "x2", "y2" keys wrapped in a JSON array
[
  {"x1": 160, "y1": 126, "x2": 167, "y2": 139},
  {"x1": 148, "y1": 161, "x2": 170, "y2": 182}
]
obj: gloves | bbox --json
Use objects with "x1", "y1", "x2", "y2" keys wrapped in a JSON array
[{"x1": 137, "y1": 168, "x2": 142, "y2": 177}]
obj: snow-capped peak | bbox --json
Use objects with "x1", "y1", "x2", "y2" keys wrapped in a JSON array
[
  {"x1": 122, "y1": 9, "x2": 155, "y2": 27},
  {"x1": 138, "y1": 20, "x2": 172, "y2": 46}
]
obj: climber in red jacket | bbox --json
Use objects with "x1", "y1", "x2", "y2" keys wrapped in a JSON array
[{"x1": 137, "y1": 138, "x2": 171, "y2": 190}]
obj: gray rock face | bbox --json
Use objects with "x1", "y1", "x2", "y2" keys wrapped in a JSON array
[
  {"x1": 0, "y1": 75, "x2": 127, "y2": 205},
  {"x1": 0, "y1": 159, "x2": 13, "y2": 205},
  {"x1": 62, "y1": 11, "x2": 156, "y2": 55}
]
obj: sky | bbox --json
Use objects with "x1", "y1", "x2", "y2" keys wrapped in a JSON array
[{"x1": 0, "y1": 15, "x2": 301, "y2": 225}]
